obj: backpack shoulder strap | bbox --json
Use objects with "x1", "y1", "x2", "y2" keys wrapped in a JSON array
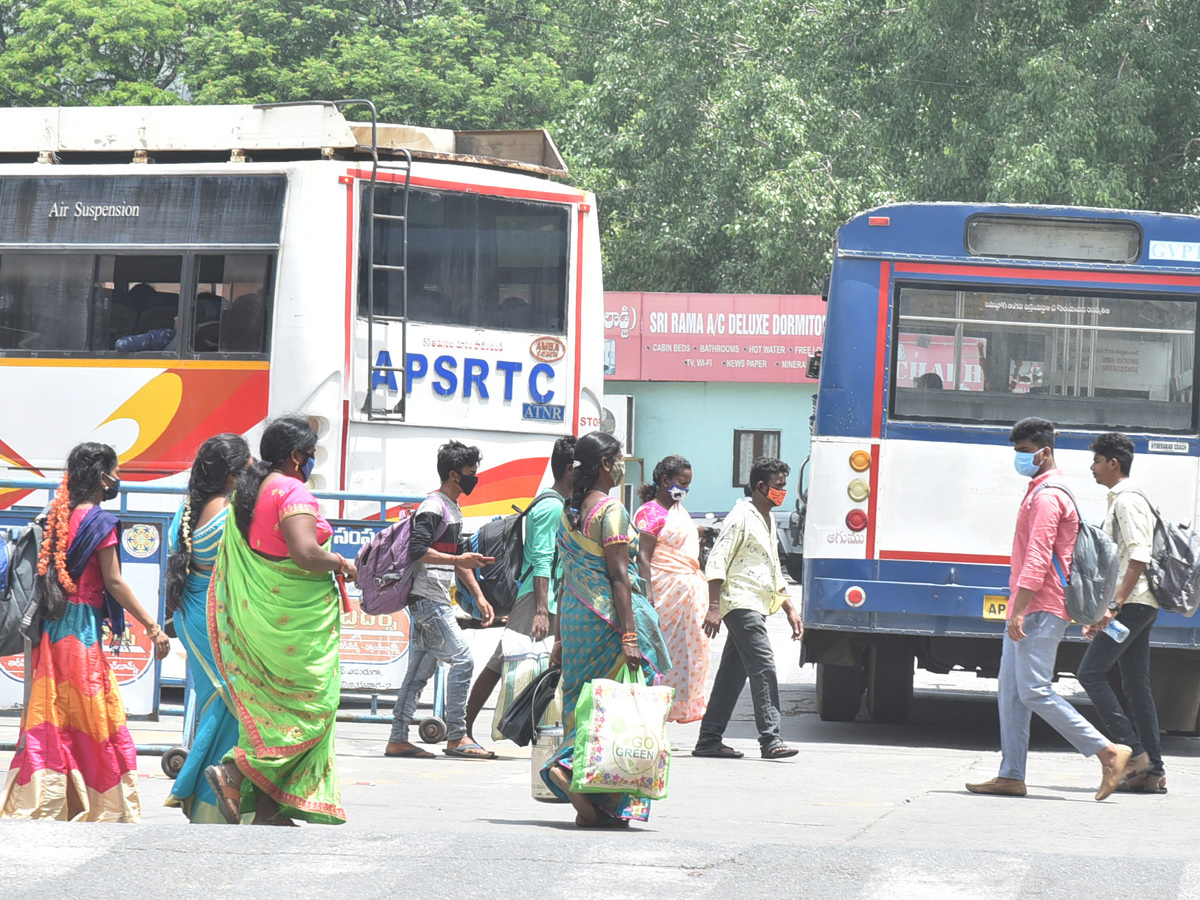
[{"x1": 519, "y1": 491, "x2": 561, "y2": 520}]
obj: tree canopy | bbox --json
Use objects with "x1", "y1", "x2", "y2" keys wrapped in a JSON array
[{"x1": 1, "y1": 0, "x2": 1197, "y2": 292}]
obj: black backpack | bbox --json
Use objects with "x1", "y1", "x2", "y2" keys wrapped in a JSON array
[
  {"x1": 1113, "y1": 488, "x2": 1200, "y2": 617},
  {"x1": 457, "y1": 492, "x2": 561, "y2": 619},
  {"x1": 0, "y1": 522, "x2": 46, "y2": 657}
]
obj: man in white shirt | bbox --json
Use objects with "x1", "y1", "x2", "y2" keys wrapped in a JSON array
[
  {"x1": 693, "y1": 457, "x2": 803, "y2": 761},
  {"x1": 1077, "y1": 432, "x2": 1166, "y2": 793}
]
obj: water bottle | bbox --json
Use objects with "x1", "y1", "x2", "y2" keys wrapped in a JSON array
[{"x1": 1104, "y1": 618, "x2": 1130, "y2": 643}]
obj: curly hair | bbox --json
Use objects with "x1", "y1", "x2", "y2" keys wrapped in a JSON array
[
  {"x1": 164, "y1": 434, "x2": 252, "y2": 612},
  {"x1": 748, "y1": 456, "x2": 790, "y2": 494},
  {"x1": 38, "y1": 442, "x2": 118, "y2": 594},
  {"x1": 566, "y1": 432, "x2": 622, "y2": 531},
  {"x1": 233, "y1": 416, "x2": 317, "y2": 540},
  {"x1": 638, "y1": 454, "x2": 692, "y2": 503}
]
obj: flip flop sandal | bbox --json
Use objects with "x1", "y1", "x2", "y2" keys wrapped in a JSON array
[
  {"x1": 385, "y1": 747, "x2": 436, "y2": 759},
  {"x1": 204, "y1": 765, "x2": 242, "y2": 825},
  {"x1": 691, "y1": 745, "x2": 745, "y2": 759},
  {"x1": 762, "y1": 745, "x2": 800, "y2": 760},
  {"x1": 443, "y1": 742, "x2": 497, "y2": 759},
  {"x1": 252, "y1": 814, "x2": 300, "y2": 826}
]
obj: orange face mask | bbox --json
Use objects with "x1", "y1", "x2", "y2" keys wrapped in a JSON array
[{"x1": 766, "y1": 486, "x2": 787, "y2": 507}]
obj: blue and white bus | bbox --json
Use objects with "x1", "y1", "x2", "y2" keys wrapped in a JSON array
[{"x1": 800, "y1": 203, "x2": 1200, "y2": 729}]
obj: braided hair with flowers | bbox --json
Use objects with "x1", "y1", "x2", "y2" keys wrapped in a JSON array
[
  {"x1": 164, "y1": 434, "x2": 252, "y2": 612},
  {"x1": 37, "y1": 443, "x2": 119, "y2": 595}
]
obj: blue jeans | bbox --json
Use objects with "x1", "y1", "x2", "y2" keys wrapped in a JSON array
[
  {"x1": 389, "y1": 598, "x2": 473, "y2": 744},
  {"x1": 998, "y1": 611, "x2": 1109, "y2": 781}
]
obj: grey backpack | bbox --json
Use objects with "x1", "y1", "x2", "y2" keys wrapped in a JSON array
[
  {"x1": 0, "y1": 522, "x2": 45, "y2": 657},
  {"x1": 1114, "y1": 489, "x2": 1200, "y2": 617},
  {"x1": 1035, "y1": 484, "x2": 1119, "y2": 626}
]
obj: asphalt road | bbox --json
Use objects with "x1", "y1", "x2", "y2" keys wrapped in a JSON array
[{"x1": 3, "y1": 615, "x2": 1199, "y2": 900}]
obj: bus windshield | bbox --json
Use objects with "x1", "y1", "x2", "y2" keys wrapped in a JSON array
[{"x1": 891, "y1": 284, "x2": 1199, "y2": 432}]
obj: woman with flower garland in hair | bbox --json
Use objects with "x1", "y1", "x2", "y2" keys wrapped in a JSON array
[
  {"x1": 204, "y1": 416, "x2": 354, "y2": 826},
  {"x1": 1, "y1": 442, "x2": 170, "y2": 822},
  {"x1": 163, "y1": 434, "x2": 252, "y2": 823},
  {"x1": 541, "y1": 432, "x2": 670, "y2": 828},
  {"x1": 635, "y1": 455, "x2": 711, "y2": 725}
]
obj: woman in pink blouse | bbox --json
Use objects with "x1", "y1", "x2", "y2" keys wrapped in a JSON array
[
  {"x1": 204, "y1": 416, "x2": 355, "y2": 826},
  {"x1": 635, "y1": 455, "x2": 711, "y2": 723}
]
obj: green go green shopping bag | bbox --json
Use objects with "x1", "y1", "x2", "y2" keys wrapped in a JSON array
[{"x1": 570, "y1": 666, "x2": 675, "y2": 800}]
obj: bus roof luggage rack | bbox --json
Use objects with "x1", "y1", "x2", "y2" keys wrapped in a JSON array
[{"x1": 0, "y1": 103, "x2": 567, "y2": 175}]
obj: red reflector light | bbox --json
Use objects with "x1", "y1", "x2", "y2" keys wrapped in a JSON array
[
  {"x1": 868, "y1": 216, "x2": 890, "y2": 226},
  {"x1": 846, "y1": 509, "x2": 868, "y2": 532},
  {"x1": 845, "y1": 586, "x2": 866, "y2": 608}
]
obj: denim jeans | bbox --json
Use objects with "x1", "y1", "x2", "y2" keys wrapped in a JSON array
[
  {"x1": 998, "y1": 610, "x2": 1110, "y2": 781},
  {"x1": 389, "y1": 598, "x2": 473, "y2": 743},
  {"x1": 696, "y1": 608, "x2": 782, "y2": 751},
  {"x1": 1077, "y1": 603, "x2": 1163, "y2": 776}
]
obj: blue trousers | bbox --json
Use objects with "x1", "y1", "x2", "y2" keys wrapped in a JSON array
[{"x1": 998, "y1": 611, "x2": 1109, "y2": 781}]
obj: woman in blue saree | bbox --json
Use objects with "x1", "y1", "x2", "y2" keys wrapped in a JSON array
[
  {"x1": 543, "y1": 432, "x2": 670, "y2": 828},
  {"x1": 164, "y1": 434, "x2": 252, "y2": 823}
]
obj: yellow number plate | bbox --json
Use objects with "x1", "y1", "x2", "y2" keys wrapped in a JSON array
[{"x1": 982, "y1": 596, "x2": 1009, "y2": 620}]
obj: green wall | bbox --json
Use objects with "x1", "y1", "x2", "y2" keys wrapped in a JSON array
[{"x1": 606, "y1": 381, "x2": 816, "y2": 514}]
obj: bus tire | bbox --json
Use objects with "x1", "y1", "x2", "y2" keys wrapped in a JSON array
[
  {"x1": 866, "y1": 647, "x2": 913, "y2": 725},
  {"x1": 815, "y1": 662, "x2": 864, "y2": 722},
  {"x1": 785, "y1": 555, "x2": 804, "y2": 584}
]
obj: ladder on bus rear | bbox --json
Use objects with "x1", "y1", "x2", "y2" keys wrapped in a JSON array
[{"x1": 351, "y1": 103, "x2": 412, "y2": 421}]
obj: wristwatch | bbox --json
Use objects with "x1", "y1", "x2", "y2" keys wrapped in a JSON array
[{"x1": 1107, "y1": 599, "x2": 1121, "y2": 612}]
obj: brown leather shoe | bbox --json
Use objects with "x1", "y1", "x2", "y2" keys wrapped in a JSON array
[
  {"x1": 1096, "y1": 744, "x2": 1132, "y2": 801},
  {"x1": 966, "y1": 777, "x2": 1027, "y2": 796}
]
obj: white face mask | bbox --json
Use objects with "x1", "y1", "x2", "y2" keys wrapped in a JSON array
[{"x1": 667, "y1": 480, "x2": 689, "y2": 502}]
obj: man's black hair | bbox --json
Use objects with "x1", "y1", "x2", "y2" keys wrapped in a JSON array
[
  {"x1": 550, "y1": 435, "x2": 577, "y2": 481},
  {"x1": 749, "y1": 456, "x2": 790, "y2": 492},
  {"x1": 1009, "y1": 417, "x2": 1056, "y2": 449},
  {"x1": 437, "y1": 440, "x2": 482, "y2": 482},
  {"x1": 1090, "y1": 432, "x2": 1134, "y2": 477}
]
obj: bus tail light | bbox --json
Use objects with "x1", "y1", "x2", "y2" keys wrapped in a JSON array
[
  {"x1": 868, "y1": 216, "x2": 890, "y2": 227},
  {"x1": 846, "y1": 509, "x2": 868, "y2": 532},
  {"x1": 849, "y1": 450, "x2": 871, "y2": 472}
]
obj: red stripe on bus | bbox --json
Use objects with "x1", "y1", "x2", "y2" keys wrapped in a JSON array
[
  {"x1": 865, "y1": 443, "x2": 881, "y2": 559},
  {"x1": 894, "y1": 261, "x2": 1200, "y2": 287},
  {"x1": 344, "y1": 169, "x2": 586, "y2": 205},
  {"x1": 872, "y1": 261, "x2": 889, "y2": 438},
  {"x1": 343, "y1": 179, "x2": 356, "y2": 390},
  {"x1": 879, "y1": 550, "x2": 1011, "y2": 566},
  {"x1": 574, "y1": 208, "x2": 586, "y2": 435},
  {"x1": 339, "y1": 398, "x2": 350, "y2": 516}
]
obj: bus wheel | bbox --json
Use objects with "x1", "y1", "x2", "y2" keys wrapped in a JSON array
[
  {"x1": 866, "y1": 647, "x2": 913, "y2": 724},
  {"x1": 815, "y1": 662, "x2": 864, "y2": 722}
]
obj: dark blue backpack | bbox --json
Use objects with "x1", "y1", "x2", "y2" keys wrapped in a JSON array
[{"x1": 457, "y1": 492, "x2": 560, "y2": 619}]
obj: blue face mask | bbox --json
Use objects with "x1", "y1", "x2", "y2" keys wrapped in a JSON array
[
  {"x1": 1013, "y1": 449, "x2": 1042, "y2": 478},
  {"x1": 300, "y1": 454, "x2": 316, "y2": 482}
]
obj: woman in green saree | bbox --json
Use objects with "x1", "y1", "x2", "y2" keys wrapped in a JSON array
[
  {"x1": 543, "y1": 432, "x2": 670, "y2": 828},
  {"x1": 204, "y1": 416, "x2": 355, "y2": 826}
]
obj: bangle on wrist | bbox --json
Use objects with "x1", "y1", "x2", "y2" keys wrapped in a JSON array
[{"x1": 334, "y1": 552, "x2": 347, "y2": 575}]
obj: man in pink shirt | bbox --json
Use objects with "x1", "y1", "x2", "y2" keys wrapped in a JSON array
[{"x1": 967, "y1": 417, "x2": 1131, "y2": 800}]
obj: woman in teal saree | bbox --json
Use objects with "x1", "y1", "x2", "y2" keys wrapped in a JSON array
[
  {"x1": 543, "y1": 432, "x2": 670, "y2": 827},
  {"x1": 164, "y1": 434, "x2": 251, "y2": 823}
]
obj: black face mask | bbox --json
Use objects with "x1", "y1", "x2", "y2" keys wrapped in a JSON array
[
  {"x1": 103, "y1": 476, "x2": 120, "y2": 502},
  {"x1": 456, "y1": 472, "x2": 479, "y2": 496}
]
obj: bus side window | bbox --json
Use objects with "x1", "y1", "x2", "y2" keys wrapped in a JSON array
[{"x1": 193, "y1": 254, "x2": 273, "y2": 355}]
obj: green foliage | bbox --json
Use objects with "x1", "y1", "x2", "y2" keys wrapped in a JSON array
[{"x1": 0, "y1": 0, "x2": 187, "y2": 105}]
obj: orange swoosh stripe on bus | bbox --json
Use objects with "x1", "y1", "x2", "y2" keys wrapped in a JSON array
[
  {"x1": 0, "y1": 437, "x2": 41, "y2": 507},
  {"x1": 100, "y1": 372, "x2": 185, "y2": 464},
  {"x1": 119, "y1": 368, "x2": 270, "y2": 479}
]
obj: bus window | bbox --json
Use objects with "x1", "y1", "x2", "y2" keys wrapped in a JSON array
[
  {"x1": 0, "y1": 252, "x2": 182, "y2": 354},
  {"x1": 193, "y1": 255, "x2": 273, "y2": 355},
  {"x1": 891, "y1": 285, "x2": 1198, "y2": 432},
  {"x1": 360, "y1": 187, "x2": 569, "y2": 334}
]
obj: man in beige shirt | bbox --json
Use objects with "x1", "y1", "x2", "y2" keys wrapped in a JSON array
[
  {"x1": 1077, "y1": 432, "x2": 1166, "y2": 793},
  {"x1": 693, "y1": 457, "x2": 804, "y2": 761}
]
